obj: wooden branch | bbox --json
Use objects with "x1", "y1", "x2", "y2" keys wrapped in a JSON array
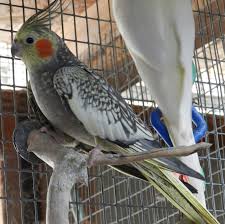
[
  {"x1": 87, "y1": 142, "x2": 211, "y2": 166},
  {"x1": 27, "y1": 130, "x2": 88, "y2": 224},
  {"x1": 27, "y1": 129, "x2": 211, "y2": 167},
  {"x1": 46, "y1": 151, "x2": 87, "y2": 224},
  {"x1": 27, "y1": 128, "x2": 211, "y2": 224}
]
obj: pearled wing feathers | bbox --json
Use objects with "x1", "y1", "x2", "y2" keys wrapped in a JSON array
[{"x1": 53, "y1": 65, "x2": 152, "y2": 142}]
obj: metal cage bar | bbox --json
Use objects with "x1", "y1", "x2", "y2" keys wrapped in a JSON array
[{"x1": 0, "y1": 0, "x2": 224, "y2": 223}]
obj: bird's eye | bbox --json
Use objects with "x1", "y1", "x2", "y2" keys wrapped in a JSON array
[{"x1": 26, "y1": 37, "x2": 34, "y2": 44}]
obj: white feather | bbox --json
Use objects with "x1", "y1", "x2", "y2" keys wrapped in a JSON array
[
  {"x1": 113, "y1": 0, "x2": 206, "y2": 206},
  {"x1": 67, "y1": 83, "x2": 150, "y2": 142}
]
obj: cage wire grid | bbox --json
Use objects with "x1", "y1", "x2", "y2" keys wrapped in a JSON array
[{"x1": 0, "y1": 0, "x2": 224, "y2": 223}]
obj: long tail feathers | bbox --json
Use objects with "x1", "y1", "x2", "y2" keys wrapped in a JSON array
[
  {"x1": 115, "y1": 139, "x2": 219, "y2": 224},
  {"x1": 130, "y1": 139, "x2": 204, "y2": 181},
  {"x1": 138, "y1": 162, "x2": 218, "y2": 224}
]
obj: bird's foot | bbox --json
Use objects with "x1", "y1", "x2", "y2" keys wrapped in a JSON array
[{"x1": 87, "y1": 146, "x2": 105, "y2": 167}]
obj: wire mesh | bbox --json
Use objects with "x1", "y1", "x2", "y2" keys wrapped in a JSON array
[{"x1": 0, "y1": 0, "x2": 224, "y2": 223}]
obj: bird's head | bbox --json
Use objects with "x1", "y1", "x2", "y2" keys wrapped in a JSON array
[
  {"x1": 11, "y1": 0, "x2": 68, "y2": 73},
  {"x1": 12, "y1": 26, "x2": 60, "y2": 72}
]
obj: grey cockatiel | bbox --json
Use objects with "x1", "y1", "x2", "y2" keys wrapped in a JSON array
[{"x1": 11, "y1": 1, "x2": 218, "y2": 223}]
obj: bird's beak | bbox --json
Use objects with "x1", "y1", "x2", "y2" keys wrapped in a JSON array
[{"x1": 11, "y1": 42, "x2": 22, "y2": 58}]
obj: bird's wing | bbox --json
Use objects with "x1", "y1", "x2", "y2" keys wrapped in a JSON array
[
  {"x1": 112, "y1": 0, "x2": 195, "y2": 145},
  {"x1": 113, "y1": 0, "x2": 206, "y2": 207},
  {"x1": 53, "y1": 64, "x2": 152, "y2": 142}
]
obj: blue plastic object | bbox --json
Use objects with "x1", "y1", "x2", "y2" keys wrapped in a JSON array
[{"x1": 150, "y1": 106, "x2": 207, "y2": 147}]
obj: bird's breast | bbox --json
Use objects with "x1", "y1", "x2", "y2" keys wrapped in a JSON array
[{"x1": 29, "y1": 72, "x2": 94, "y2": 145}]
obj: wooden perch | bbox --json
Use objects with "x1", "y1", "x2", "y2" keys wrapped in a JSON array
[
  {"x1": 27, "y1": 130, "x2": 88, "y2": 224},
  {"x1": 27, "y1": 128, "x2": 211, "y2": 224},
  {"x1": 87, "y1": 142, "x2": 211, "y2": 167}
]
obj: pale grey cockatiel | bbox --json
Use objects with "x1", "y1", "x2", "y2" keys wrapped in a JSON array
[
  {"x1": 113, "y1": 0, "x2": 209, "y2": 218},
  {"x1": 11, "y1": 0, "x2": 218, "y2": 223}
]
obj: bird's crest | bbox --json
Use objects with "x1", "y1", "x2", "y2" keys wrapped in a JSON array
[{"x1": 20, "y1": 0, "x2": 70, "y2": 30}]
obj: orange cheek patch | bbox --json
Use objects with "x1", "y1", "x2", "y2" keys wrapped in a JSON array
[{"x1": 35, "y1": 39, "x2": 53, "y2": 58}]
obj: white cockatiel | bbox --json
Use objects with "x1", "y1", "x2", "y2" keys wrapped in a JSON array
[{"x1": 112, "y1": 0, "x2": 206, "y2": 207}]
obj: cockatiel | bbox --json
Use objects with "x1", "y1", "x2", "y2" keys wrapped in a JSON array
[
  {"x1": 11, "y1": 1, "x2": 218, "y2": 223},
  {"x1": 112, "y1": 0, "x2": 207, "y2": 214}
]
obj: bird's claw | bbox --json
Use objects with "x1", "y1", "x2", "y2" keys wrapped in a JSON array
[{"x1": 87, "y1": 147, "x2": 105, "y2": 167}]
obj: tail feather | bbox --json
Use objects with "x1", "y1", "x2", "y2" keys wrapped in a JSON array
[
  {"x1": 129, "y1": 139, "x2": 204, "y2": 181},
  {"x1": 114, "y1": 143, "x2": 219, "y2": 224},
  {"x1": 137, "y1": 162, "x2": 217, "y2": 223}
]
